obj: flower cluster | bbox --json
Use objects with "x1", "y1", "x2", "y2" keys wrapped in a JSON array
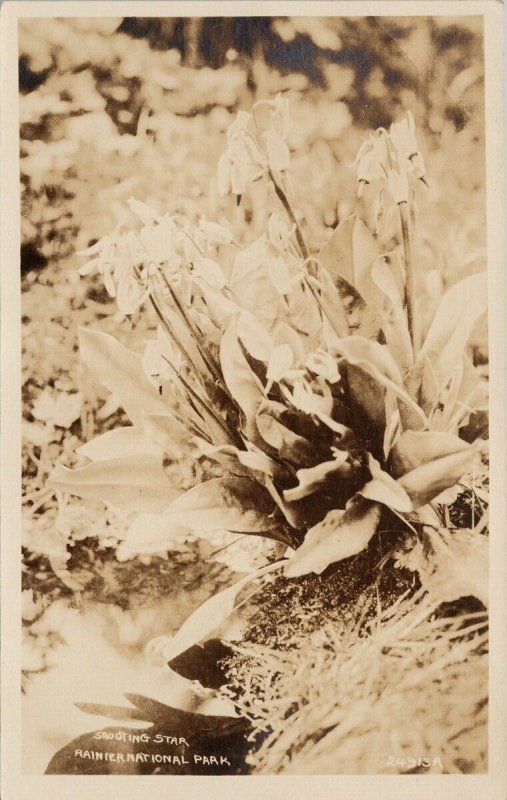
[
  {"x1": 217, "y1": 95, "x2": 291, "y2": 196},
  {"x1": 78, "y1": 198, "x2": 233, "y2": 316},
  {"x1": 353, "y1": 111, "x2": 427, "y2": 204}
]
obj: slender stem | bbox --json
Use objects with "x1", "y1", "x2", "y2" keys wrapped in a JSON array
[
  {"x1": 398, "y1": 201, "x2": 420, "y2": 356},
  {"x1": 149, "y1": 293, "x2": 203, "y2": 380},
  {"x1": 159, "y1": 271, "x2": 227, "y2": 394},
  {"x1": 267, "y1": 168, "x2": 311, "y2": 267},
  {"x1": 176, "y1": 365, "x2": 242, "y2": 447}
]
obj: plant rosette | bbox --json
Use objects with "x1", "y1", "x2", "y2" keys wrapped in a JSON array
[{"x1": 48, "y1": 98, "x2": 488, "y2": 723}]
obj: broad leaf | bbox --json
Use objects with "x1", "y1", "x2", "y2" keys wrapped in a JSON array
[
  {"x1": 76, "y1": 426, "x2": 161, "y2": 461},
  {"x1": 79, "y1": 328, "x2": 169, "y2": 428},
  {"x1": 417, "y1": 272, "x2": 487, "y2": 389},
  {"x1": 193, "y1": 257, "x2": 227, "y2": 288},
  {"x1": 389, "y1": 430, "x2": 471, "y2": 478},
  {"x1": 236, "y1": 311, "x2": 274, "y2": 362},
  {"x1": 220, "y1": 315, "x2": 264, "y2": 440},
  {"x1": 261, "y1": 474, "x2": 306, "y2": 530},
  {"x1": 255, "y1": 404, "x2": 315, "y2": 468},
  {"x1": 283, "y1": 452, "x2": 350, "y2": 502},
  {"x1": 283, "y1": 499, "x2": 381, "y2": 577},
  {"x1": 121, "y1": 513, "x2": 190, "y2": 555},
  {"x1": 48, "y1": 455, "x2": 180, "y2": 513},
  {"x1": 437, "y1": 356, "x2": 488, "y2": 434},
  {"x1": 159, "y1": 477, "x2": 277, "y2": 533},
  {"x1": 360, "y1": 455, "x2": 412, "y2": 512},
  {"x1": 343, "y1": 363, "x2": 386, "y2": 449},
  {"x1": 168, "y1": 639, "x2": 234, "y2": 690},
  {"x1": 142, "y1": 412, "x2": 194, "y2": 460},
  {"x1": 318, "y1": 215, "x2": 378, "y2": 299},
  {"x1": 310, "y1": 267, "x2": 349, "y2": 339},
  {"x1": 266, "y1": 344, "x2": 294, "y2": 384},
  {"x1": 122, "y1": 693, "x2": 246, "y2": 732},
  {"x1": 273, "y1": 321, "x2": 306, "y2": 361},
  {"x1": 335, "y1": 336, "x2": 427, "y2": 430},
  {"x1": 398, "y1": 445, "x2": 481, "y2": 508},
  {"x1": 74, "y1": 702, "x2": 152, "y2": 724},
  {"x1": 317, "y1": 215, "x2": 382, "y2": 337},
  {"x1": 229, "y1": 237, "x2": 282, "y2": 331},
  {"x1": 194, "y1": 440, "x2": 281, "y2": 480},
  {"x1": 153, "y1": 562, "x2": 283, "y2": 660},
  {"x1": 371, "y1": 253, "x2": 413, "y2": 374},
  {"x1": 283, "y1": 279, "x2": 323, "y2": 340},
  {"x1": 195, "y1": 281, "x2": 240, "y2": 329},
  {"x1": 236, "y1": 447, "x2": 278, "y2": 476}
]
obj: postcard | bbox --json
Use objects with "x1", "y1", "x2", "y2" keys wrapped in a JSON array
[{"x1": 1, "y1": 2, "x2": 505, "y2": 799}]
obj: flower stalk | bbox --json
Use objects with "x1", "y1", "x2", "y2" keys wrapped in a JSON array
[
  {"x1": 398, "y1": 200, "x2": 420, "y2": 356},
  {"x1": 268, "y1": 169, "x2": 311, "y2": 267}
]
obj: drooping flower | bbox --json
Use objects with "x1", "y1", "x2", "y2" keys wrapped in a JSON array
[
  {"x1": 217, "y1": 95, "x2": 292, "y2": 197},
  {"x1": 352, "y1": 112, "x2": 426, "y2": 203},
  {"x1": 216, "y1": 119, "x2": 265, "y2": 196},
  {"x1": 78, "y1": 226, "x2": 150, "y2": 315},
  {"x1": 389, "y1": 110, "x2": 427, "y2": 181},
  {"x1": 353, "y1": 130, "x2": 390, "y2": 196},
  {"x1": 197, "y1": 218, "x2": 234, "y2": 248},
  {"x1": 77, "y1": 230, "x2": 120, "y2": 297}
]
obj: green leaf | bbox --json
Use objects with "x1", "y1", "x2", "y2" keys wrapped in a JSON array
[
  {"x1": 121, "y1": 513, "x2": 190, "y2": 555},
  {"x1": 318, "y1": 215, "x2": 377, "y2": 296},
  {"x1": 310, "y1": 267, "x2": 349, "y2": 339},
  {"x1": 229, "y1": 237, "x2": 282, "y2": 331},
  {"x1": 236, "y1": 311, "x2": 274, "y2": 362},
  {"x1": 284, "y1": 279, "x2": 323, "y2": 340},
  {"x1": 267, "y1": 344, "x2": 294, "y2": 384},
  {"x1": 220, "y1": 315, "x2": 264, "y2": 440},
  {"x1": 359, "y1": 455, "x2": 412, "y2": 512},
  {"x1": 195, "y1": 440, "x2": 280, "y2": 479},
  {"x1": 283, "y1": 452, "x2": 350, "y2": 502},
  {"x1": 48, "y1": 455, "x2": 181, "y2": 513},
  {"x1": 343, "y1": 364, "x2": 386, "y2": 446},
  {"x1": 371, "y1": 253, "x2": 413, "y2": 374},
  {"x1": 76, "y1": 426, "x2": 161, "y2": 461},
  {"x1": 389, "y1": 430, "x2": 471, "y2": 478},
  {"x1": 154, "y1": 562, "x2": 284, "y2": 660},
  {"x1": 79, "y1": 328, "x2": 169, "y2": 428},
  {"x1": 398, "y1": 445, "x2": 481, "y2": 508},
  {"x1": 283, "y1": 498, "x2": 381, "y2": 578},
  {"x1": 255, "y1": 403, "x2": 315, "y2": 468},
  {"x1": 260, "y1": 474, "x2": 305, "y2": 530},
  {"x1": 74, "y1": 703, "x2": 153, "y2": 724},
  {"x1": 417, "y1": 272, "x2": 487, "y2": 390},
  {"x1": 437, "y1": 356, "x2": 488, "y2": 434},
  {"x1": 142, "y1": 412, "x2": 195, "y2": 460},
  {"x1": 335, "y1": 336, "x2": 427, "y2": 430},
  {"x1": 160, "y1": 477, "x2": 277, "y2": 533},
  {"x1": 317, "y1": 215, "x2": 382, "y2": 337},
  {"x1": 123, "y1": 693, "x2": 246, "y2": 732}
]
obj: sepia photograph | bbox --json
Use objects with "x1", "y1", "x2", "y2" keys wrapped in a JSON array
[{"x1": 1, "y1": 2, "x2": 506, "y2": 798}]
